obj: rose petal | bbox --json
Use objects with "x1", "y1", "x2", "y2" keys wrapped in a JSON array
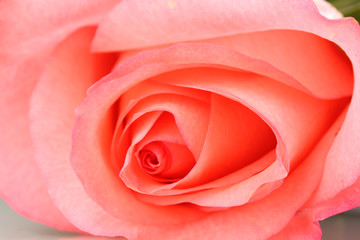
[
  {"x1": 120, "y1": 112, "x2": 194, "y2": 193},
  {"x1": 303, "y1": 111, "x2": 360, "y2": 221},
  {"x1": 0, "y1": 56, "x2": 76, "y2": 231},
  {"x1": 92, "y1": 0, "x2": 352, "y2": 53},
  {"x1": 156, "y1": 142, "x2": 195, "y2": 179},
  {"x1": 268, "y1": 211, "x2": 321, "y2": 240},
  {"x1": 27, "y1": 28, "x2": 133, "y2": 235},
  {"x1": 117, "y1": 95, "x2": 207, "y2": 194},
  {"x1": 111, "y1": 111, "x2": 163, "y2": 175},
  {"x1": 0, "y1": 0, "x2": 119, "y2": 229},
  {"x1": 313, "y1": 0, "x2": 343, "y2": 19},
  {"x1": 1, "y1": 0, "x2": 119, "y2": 59},
  {"x1": 92, "y1": 0, "x2": 324, "y2": 51},
  {"x1": 311, "y1": 176, "x2": 360, "y2": 222},
  {"x1": 118, "y1": 83, "x2": 210, "y2": 160},
  {"x1": 93, "y1": 0, "x2": 353, "y2": 99},
  {"x1": 173, "y1": 93, "x2": 276, "y2": 189},
  {"x1": 303, "y1": 25, "x2": 360, "y2": 216},
  {"x1": 205, "y1": 30, "x2": 353, "y2": 99},
  {"x1": 305, "y1": 99, "x2": 360, "y2": 206},
  {"x1": 110, "y1": 80, "x2": 209, "y2": 172}
]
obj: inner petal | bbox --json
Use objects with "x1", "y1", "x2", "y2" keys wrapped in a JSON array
[
  {"x1": 121, "y1": 93, "x2": 210, "y2": 160},
  {"x1": 138, "y1": 141, "x2": 169, "y2": 175},
  {"x1": 111, "y1": 111, "x2": 163, "y2": 173},
  {"x1": 137, "y1": 141, "x2": 196, "y2": 181},
  {"x1": 175, "y1": 93, "x2": 277, "y2": 188},
  {"x1": 120, "y1": 112, "x2": 196, "y2": 192}
]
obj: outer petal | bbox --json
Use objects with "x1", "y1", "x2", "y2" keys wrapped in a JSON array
[
  {"x1": 27, "y1": 27, "x2": 118, "y2": 233},
  {"x1": 0, "y1": 0, "x2": 119, "y2": 230},
  {"x1": 311, "y1": 177, "x2": 360, "y2": 221},
  {"x1": 92, "y1": 0, "x2": 354, "y2": 100},
  {"x1": 0, "y1": 60, "x2": 75, "y2": 230},
  {"x1": 313, "y1": 0, "x2": 343, "y2": 19},
  {"x1": 268, "y1": 211, "x2": 321, "y2": 240},
  {"x1": 92, "y1": 0, "x2": 346, "y2": 51},
  {"x1": 205, "y1": 30, "x2": 353, "y2": 99},
  {"x1": 305, "y1": 36, "x2": 360, "y2": 222},
  {"x1": 1, "y1": 0, "x2": 119, "y2": 57}
]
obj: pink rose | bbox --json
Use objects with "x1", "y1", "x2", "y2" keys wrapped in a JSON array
[{"x1": 1, "y1": 0, "x2": 359, "y2": 239}]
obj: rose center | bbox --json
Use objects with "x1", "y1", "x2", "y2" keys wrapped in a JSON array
[{"x1": 138, "y1": 142, "x2": 169, "y2": 175}]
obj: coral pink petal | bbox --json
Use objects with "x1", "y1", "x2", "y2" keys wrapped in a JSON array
[
  {"x1": 110, "y1": 81, "x2": 209, "y2": 170},
  {"x1": 92, "y1": 0, "x2": 325, "y2": 51},
  {"x1": 174, "y1": 93, "x2": 276, "y2": 188},
  {"x1": 111, "y1": 80, "x2": 208, "y2": 173},
  {"x1": 120, "y1": 112, "x2": 194, "y2": 193},
  {"x1": 206, "y1": 30, "x2": 353, "y2": 99},
  {"x1": 131, "y1": 110, "x2": 186, "y2": 146},
  {"x1": 315, "y1": 24, "x2": 360, "y2": 223},
  {"x1": 93, "y1": 0, "x2": 353, "y2": 99},
  {"x1": 121, "y1": 93, "x2": 210, "y2": 160},
  {"x1": 269, "y1": 110, "x2": 351, "y2": 240},
  {"x1": 0, "y1": 55, "x2": 76, "y2": 230},
  {"x1": 159, "y1": 142, "x2": 195, "y2": 178},
  {"x1": 27, "y1": 28, "x2": 136, "y2": 236},
  {"x1": 268, "y1": 211, "x2": 321, "y2": 240},
  {"x1": 306, "y1": 100, "x2": 360, "y2": 205},
  {"x1": 304, "y1": 105, "x2": 360, "y2": 221},
  {"x1": 313, "y1": 0, "x2": 343, "y2": 19},
  {"x1": 118, "y1": 80, "x2": 210, "y2": 117},
  {"x1": 303, "y1": 23, "x2": 360, "y2": 217},
  {"x1": 0, "y1": 0, "x2": 119, "y2": 230},
  {"x1": 1, "y1": 0, "x2": 119, "y2": 58},
  {"x1": 0, "y1": 0, "x2": 118, "y2": 230},
  {"x1": 111, "y1": 111, "x2": 163, "y2": 173},
  {"x1": 312, "y1": 176, "x2": 360, "y2": 222}
]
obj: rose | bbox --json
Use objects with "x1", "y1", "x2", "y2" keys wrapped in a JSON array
[
  {"x1": 0, "y1": 0, "x2": 359, "y2": 239},
  {"x1": 1, "y1": 0, "x2": 359, "y2": 239}
]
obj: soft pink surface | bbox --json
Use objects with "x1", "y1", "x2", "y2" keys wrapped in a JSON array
[
  {"x1": 0, "y1": 0, "x2": 118, "y2": 230},
  {"x1": 0, "y1": 0, "x2": 359, "y2": 239},
  {"x1": 27, "y1": 27, "x2": 138, "y2": 237}
]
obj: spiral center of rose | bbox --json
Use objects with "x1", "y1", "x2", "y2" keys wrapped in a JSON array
[{"x1": 138, "y1": 142, "x2": 169, "y2": 175}]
